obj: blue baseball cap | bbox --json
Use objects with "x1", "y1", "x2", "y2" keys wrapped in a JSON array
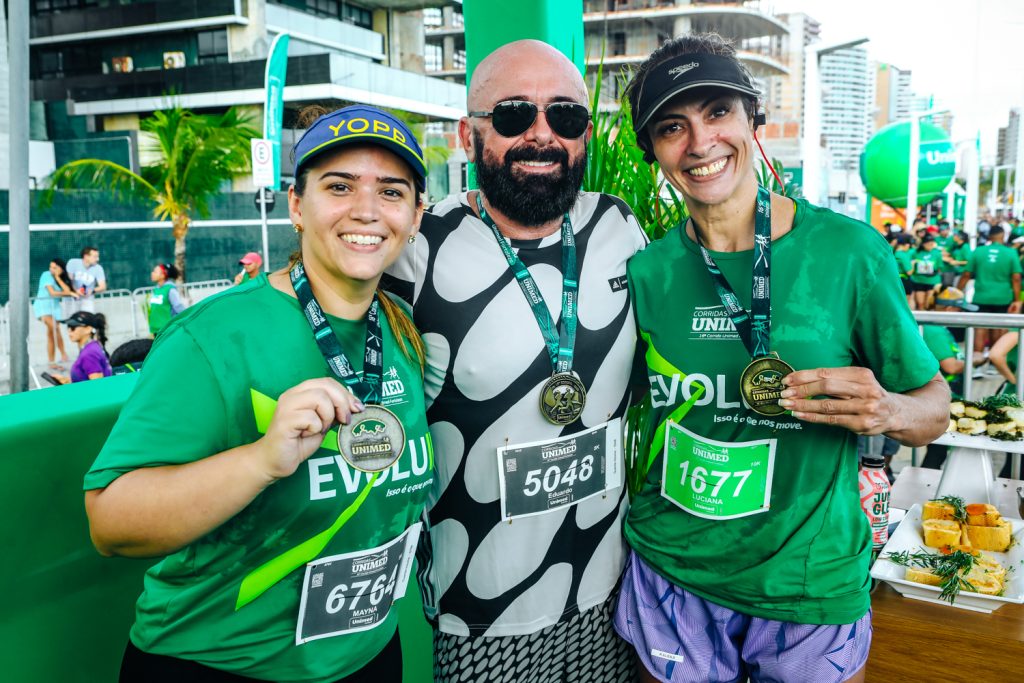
[{"x1": 293, "y1": 105, "x2": 426, "y2": 190}]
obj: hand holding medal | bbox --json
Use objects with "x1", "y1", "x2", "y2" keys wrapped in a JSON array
[
  {"x1": 778, "y1": 366, "x2": 904, "y2": 435},
  {"x1": 256, "y1": 377, "x2": 365, "y2": 480}
]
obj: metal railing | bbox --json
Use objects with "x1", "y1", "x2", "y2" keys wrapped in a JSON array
[
  {"x1": 914, "y1": 310, "x2": 1024, "y2": 480},
  {"x1": 1, "y1": 281, "x2": 234, "y2": 382}
]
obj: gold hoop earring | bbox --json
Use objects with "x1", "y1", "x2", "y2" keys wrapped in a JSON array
[{"x1": 294, "y1": 224, "x2": 303, "y2": 234}]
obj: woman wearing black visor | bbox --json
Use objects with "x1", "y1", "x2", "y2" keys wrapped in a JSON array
[{"x1": 613, "y1": 33, "x2": 949, "y2": 683}]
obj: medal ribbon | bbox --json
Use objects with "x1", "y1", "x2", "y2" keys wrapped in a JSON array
[
  {"x1": 691, "y1": 186, "x2": 773, "y2": 358},
  {"x1": 289, "y1": 260, "x2": 383, "y2": 403},
  {"x1": 475, "y1": 193, "x2": 578, "y2": 374},
  {"x1": 235, "y1": 261, "x2": 386, "y2": 610}
]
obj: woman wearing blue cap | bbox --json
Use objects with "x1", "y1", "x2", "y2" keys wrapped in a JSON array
[
  {"x1": 613, "y1": 33, "x2": 949, "y2": 683},
  {"x1": 83, "y1": 104, "x2": 432, "y2": 682}
]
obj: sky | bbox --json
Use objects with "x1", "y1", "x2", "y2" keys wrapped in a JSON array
[{"x1": 771, "y1": 0, "x2": 1024, "y2": 163}]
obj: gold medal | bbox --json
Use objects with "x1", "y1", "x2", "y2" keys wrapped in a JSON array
[
  {"x1": 337, "y1": 405, "x2": 406, "y2": 472},
  {"x1": 540, "y1": 373, "x2": 587, "y2": 425},
  {"x1": 740, "y1": 355, "x2": 794, "y2": 417}
]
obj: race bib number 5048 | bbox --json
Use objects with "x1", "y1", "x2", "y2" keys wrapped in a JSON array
[
  {"x1": 661, "y1": 422, "x2": 775, "y2": 520},
  {"x1": 497, "y1": 419, "x2": 623, "y2": 521}
]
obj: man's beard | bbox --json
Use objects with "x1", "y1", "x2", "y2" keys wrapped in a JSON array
[{"x1": 473, "y1": 131, "x2": 587, "y2": 226}]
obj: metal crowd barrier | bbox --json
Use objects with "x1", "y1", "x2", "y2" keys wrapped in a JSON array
[{"x1": 913, "y1": 309, "x2": 1024, "y2": 480}]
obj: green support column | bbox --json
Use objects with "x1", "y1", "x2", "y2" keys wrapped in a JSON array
[{"x1": 462, "y1": 0, "x2": 585, "y2": 81}]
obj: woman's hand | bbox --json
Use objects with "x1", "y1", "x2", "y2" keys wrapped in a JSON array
[
  {"x1": 778, "y1": 367, "x2": 949, "y2": 446},
  {"x1": 254, "y1": 378, "x2": 364, "y2": 481},
  {"x1": 778, "y1": 367, "x2": 895, "y2": 434},
  {"x1": 51, "y1": 373, "x2": 70, "y2": 385}
]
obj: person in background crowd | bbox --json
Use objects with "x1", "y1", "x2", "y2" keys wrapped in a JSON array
[
  {"x1": 234, "y1": 252, "x2": 263, "y2": 285},
  {"x1": 66, "y1": 246, "x2": 107, "y2": 313},
  {"x1": 909, "y1": 233, "x2": 943, "y2": 310},
  {"x1": 958, "y1": 225, "x2": 1022, "y2": 355},
  {"x1": 109, "y1": 338, "x2": 154, "y2": 375},
  {"x1": 936, "y1": 221, "x2": 957, "y2": 287},
  {"x1": 944, "y1": 231, "x2": 972, "y2": 278},
  {"x1": 82, "y1": 104, "x2": 431, "y2": 683},
  {"x1": 384, "y1": 38, "x2": 645, "y2": 683},
  {"x1": 919, "y1": 287, "x2": 972, "y2": 470},
  {"x1": 1009, "y1": 216, "x2": 1024, "y2": 242},
  {"x1": 615, "y1": 32, "x2": 948, "y2": 683},
  {"x1": 893, "y1": 233, "x2": 915, "y2": 307},
  {"x1": 147, "y1": 263, "x2": 185, "y2": 337},
  {"x1": 34, "y1": 258, "x2": 79, "y2": 369},
  {"x1": 50, "y1": 311, "x2": 112, "y2": 384}
]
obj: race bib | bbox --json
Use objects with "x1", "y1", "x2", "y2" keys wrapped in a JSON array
[
  {"x1": 497, "y1": 419, "x2": 623, "y2": 521},
  {"x1": 915, "y1": 259, "x2": 935, "y2": 275},
  {"x1": 295, "y1": 523, "x2": 421, "y2": 644},
  {"x1": 661, "y1": 422, "x2": 775, "y2": 520},
  {"x1": 150, "y1": 294, "x2": 164, "y2": 305}
]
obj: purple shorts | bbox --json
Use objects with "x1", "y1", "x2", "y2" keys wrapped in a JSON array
[{"x1": 613, "y1": 551, "x2": 872, "y2": 683}]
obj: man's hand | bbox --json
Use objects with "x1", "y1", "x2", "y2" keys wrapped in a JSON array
[{"x1": 778, "y1": 367, "x2": 896, "y2": 435}]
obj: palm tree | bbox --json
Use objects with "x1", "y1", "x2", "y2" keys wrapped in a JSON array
[{"x1": 45, "y1": 105, "x2": 258, "y2": 281}]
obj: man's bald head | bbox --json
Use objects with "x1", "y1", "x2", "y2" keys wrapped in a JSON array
[{"x1": 468, "y1": 40, "x2": 588, "y2": 111}]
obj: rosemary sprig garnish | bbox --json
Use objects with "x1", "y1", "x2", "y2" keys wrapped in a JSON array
[
  {"x1": 981, "y1": 394, "x2": 1023, "y2": 411},
  {"x1": 885, "y1": 547, "x2": 978, "y2": 603},
  {"x1": 930, "y1": 495, "x2": 968, "y2": 524}
]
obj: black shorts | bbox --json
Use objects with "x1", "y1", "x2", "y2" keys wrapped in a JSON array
[
  {"x1": 119, "y1": 629, "x2": 401, "y2": 682},
  {"x1": 976, "y1": 303, "x2": 1011, "y2": 314},
  {"x1": 910, "y1": 281, "x2": 938, "y2": 293},
  {"x1": 901, "y1": 278, "x2": 913, "y2": 295}
]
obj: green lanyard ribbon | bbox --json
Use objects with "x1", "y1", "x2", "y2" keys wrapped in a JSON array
[
  {"x1": 289, "y1": 260, "x2": 383, "y2": 403},
  {"x1": 476, "y1": 193, "x2": 579, "y2": 374},
  {"x1": 691, "y1": 185, "x2": 773, "y2": 359}
]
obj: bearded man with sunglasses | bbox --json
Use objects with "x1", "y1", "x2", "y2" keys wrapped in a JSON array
[{"x1": 384, "y1": 40, "x2": 647, "y2": 682}]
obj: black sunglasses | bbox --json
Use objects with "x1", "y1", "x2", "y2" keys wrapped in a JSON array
[{"x1": 468, "y1": 100, "x2": 590, "y2": 139}]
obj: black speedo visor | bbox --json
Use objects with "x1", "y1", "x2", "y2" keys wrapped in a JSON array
[{"x1": 632, "y1": 53, "x2": 762, "y2": 131}]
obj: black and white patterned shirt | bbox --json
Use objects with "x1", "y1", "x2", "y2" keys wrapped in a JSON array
[{"x1": 385, "y1": 191, "x2": 648, "y2": 637}]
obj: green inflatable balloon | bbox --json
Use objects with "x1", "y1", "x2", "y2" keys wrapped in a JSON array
[{"x1": 859, "y1": 121, "x2": 956, "y2": 209}]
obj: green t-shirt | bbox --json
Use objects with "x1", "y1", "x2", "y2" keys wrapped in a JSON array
[
  {"x1": 893, "y1": 249, "x2": 913, "y2": 279},
  {"x1": 909, "y1": 247, "x2": 943, "y2": 285},
  {"x1": 625, "y1": 198, "x2": 938, "y2": 625},
  {"x1": 968, "y1": 243, "x2": 1022, "y2": 305},
  {"x1": 146, "y1": 282, "x2": 176, "y2": 336},
  {"x1": 84, "y1": 277, "x2": 433, "y2": 682},
  {"x1": 949, "y1": 242, "x2": 973, "y2": 274},
  {"x1": 922, "y1": 325, "x2": 963, "y2": 383},
  {"x1": 936, "y1": 235, "x2": 955, "y2": 252}
]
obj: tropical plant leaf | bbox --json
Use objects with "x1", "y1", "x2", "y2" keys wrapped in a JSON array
[{"x1": 46, "y1": 102, "x2": 259, "y2": 279}]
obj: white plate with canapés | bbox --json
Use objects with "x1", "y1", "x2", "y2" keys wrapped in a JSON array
[{"x1": 870, "y1": 501, "x2": 1023, "y2": 613}]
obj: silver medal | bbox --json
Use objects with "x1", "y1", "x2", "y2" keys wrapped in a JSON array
[{"x1": 337, "y1": 405, "x2": 406, "y2": 472}]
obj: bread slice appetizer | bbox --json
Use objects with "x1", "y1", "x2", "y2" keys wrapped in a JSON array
[
  {"x1": 923, "y1": 500, "x2": 958, "y2": 522},
  {"x1": 966, "y1": 503, "x2": 1002, "y2": 527},
  {"x1": 965, "y1": 518, "x2": 1013, "y2": 552},
  {"x1": 923, "y1": 519, "x2": 963, "y2": 548}
]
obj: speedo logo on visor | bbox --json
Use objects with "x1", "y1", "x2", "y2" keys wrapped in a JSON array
[
  {"x1": 690, "y1": 305, "x2": 738, "y2": 341},
  {"x1": 669, "y1": 61, "x2": 699, "y2": 79}
]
